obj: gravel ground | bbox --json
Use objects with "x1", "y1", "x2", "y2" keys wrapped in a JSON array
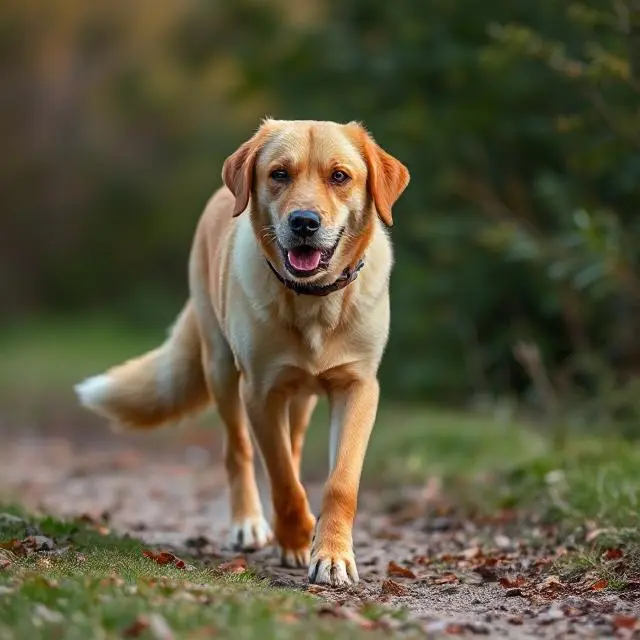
[{"x1": 1, "y1": 424, "x2": 638, "y2": 639}]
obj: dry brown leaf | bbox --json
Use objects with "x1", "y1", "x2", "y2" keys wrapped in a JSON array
[
  {"x1": 374, "y1": 529, "x2": 402, "y2": 541},
  {"x1": 462, "y1": 546, "x2": 482, "y2": 560},
  {"x1": 538, "y1": 575, "x2": 564, "y2": 595},
  {"x1": 217, "y1": 557, "x2": 247, "y2": 574},
  {"x1": 585, "y1": 528, "x2": 608, "y2": 543},
  {"x1": 445, "y1": 623, "x2": 465, "y2": 634},
  {"x1": 122, "y1": 616, "x2": 150, "y2": 638},
  {"x1": 432, "y1": 573, "x2": 458, "y2": 585},
  {"x1": 499, "y1": 575, "x2": 527, "y2": 588},
  {"x1": 306, "y1": 585, "x2": 326, "y2": 595},
  {"x1": 474, "y1": 565, "x2": 498, "y2": 582},
  {"x1": 591, "y1": 578, "x2": 608, "y2": 591},
  {"x1": 381, "y1": 579, "x2": 409, "y2": 596},
  {"x1": 0, "y1": 539, "x2": 26, "y2": 557},
  {"x1": 613, "y1": 615, "x2": 639, "y2": 631},
  {"x1": 142, "y1": 550, "x2": 187, "y2": 570},
  {"x1": 387, "y1": 560, "x2": 416, "y2": 579},
  {"x1": 602, "y1": 548, "x2": 623, "y2": 561},
  {"x1": 340, "y1": 608, "x2": 378, "y2": 630}
]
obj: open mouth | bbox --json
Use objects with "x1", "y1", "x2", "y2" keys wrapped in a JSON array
[{"x1": 280, "y1": 232, "x2": 343, "y2": 278}]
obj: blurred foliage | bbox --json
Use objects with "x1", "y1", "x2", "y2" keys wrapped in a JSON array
[{"x1": 2, "y1": 0, "x2": 639, "y2": 421}]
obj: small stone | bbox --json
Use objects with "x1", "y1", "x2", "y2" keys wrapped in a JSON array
[
  {"x1": 505, "y1": 587, "x2": 523, "y2": 597},
  {"x1": 26, "y1": 535, "x2": 55, "y2": 552}
]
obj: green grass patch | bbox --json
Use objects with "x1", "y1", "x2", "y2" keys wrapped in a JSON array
[{"x1": 0, "y1": 508, "x2": 401, "y2": 640}]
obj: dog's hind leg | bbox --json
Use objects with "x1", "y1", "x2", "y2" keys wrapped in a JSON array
[{"x1": 289, "y1": 394, "x2": 318, "y2": 481}]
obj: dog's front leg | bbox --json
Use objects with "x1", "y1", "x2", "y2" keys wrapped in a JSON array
[
  {"x1": 309, "y1": 377, "x2": 379, "y2": 587},
  {"x1": 243, "y1": 385, "x2": 316, "y2": 567}
]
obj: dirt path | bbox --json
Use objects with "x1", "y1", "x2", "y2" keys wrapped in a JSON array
[{"x1": 2, "y1": 432, "x2": 638, "y2": 638}]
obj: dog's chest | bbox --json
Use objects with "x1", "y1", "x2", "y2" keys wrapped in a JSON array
[{"x1": 287, "y1": 295, "x2": 344, "y2": 357}]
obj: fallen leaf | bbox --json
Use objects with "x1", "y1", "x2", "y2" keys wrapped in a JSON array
[
  {"x1": 613, "y1": 615, "x2": 638, "y2": 631},
  {"x1": 445, "y1": 623, "x2": 465, "y2": 634},
  {"x1": 277, "y1": 613, "x2": 301, "y2": 624},
  {"x1": 340, "y1": 608, "x2": 378, "y2": 630},
  {"x1": 122, "y1": 616, "x2": 150, "y2": 638},
  {"x1": 306, "y1": 585, "x2": 326, "y2": 595},
  {"x1": 317, "y1": 606, "x2": 379, "y2": 630},
  {"x1": 381, "y1": 579, "x2": 409, "y2": 596},
  {"x1": 539, "y1": 575, "x2": 564, "y2": 593},
  {"x1": 101, "y1": 574, "x2": 124, "y2": 588},
  {"x1": 217, "y1": 557, "x2": 247, "y2": 574},
  {"x1": 602, "y1": 548, "x2": 623, "y2": 561},
  {"x1": 142, "y1": 550, "x2": 187, "y2": 570},
  {"x1": 148, "y1": 613, "x2": 174, "y2": 640},
  {"x1": 387, "y1": 560, "x2": 416, "y2": 579},
  {"x1": 0, "y1": 539, "x2": 26, "y2": 557},
  {"x1": 591, "y1": 578, "x2": 608, "y2": 591},
  {"x1": 474, "y1": 565, "x2": 498, "y2": 582},
  {"x1": 432, "y1": 573, "x2": 458, "y2": 585},
  {"x1": 374, "y1": 529, "x2": 402, "y2": 541},
  {"x1": 499, "y1": 575, "x2": 527, "y2": 588},
  {"x1": 585, "y1": 528, "x2": 608, "y2": 543},
  {"x1": 461, "y1": 546, "x2": 482, "y2": 560}
]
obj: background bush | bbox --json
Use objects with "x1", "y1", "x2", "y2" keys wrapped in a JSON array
[{"x1": 2, "y1": 0, "x2": 639, "y2": 422}]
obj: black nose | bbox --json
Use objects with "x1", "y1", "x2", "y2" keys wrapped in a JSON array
[{"x1": 289, "y1": 210, "x2": 321, "y2": 237}]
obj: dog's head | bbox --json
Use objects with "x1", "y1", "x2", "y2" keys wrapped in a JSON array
[{"x1": 222, "y1": 119, "x2": 409, "y2": 281}]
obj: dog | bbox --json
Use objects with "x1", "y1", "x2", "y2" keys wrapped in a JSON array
[{"x1": 74, "y1": 119, "x2": 409, "y2": 586}]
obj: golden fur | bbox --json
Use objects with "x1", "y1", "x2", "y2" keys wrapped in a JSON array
[{"x1": 75, "y1": 119, "x2": 409, "y2": 586}]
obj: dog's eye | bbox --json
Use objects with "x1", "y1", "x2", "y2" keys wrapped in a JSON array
[
  {"x1": 270, "y1": 168, "x2": 290, "y2": 182},
  {"x1": 331, "y1": 170, "x2": 350, "y2": 185}
]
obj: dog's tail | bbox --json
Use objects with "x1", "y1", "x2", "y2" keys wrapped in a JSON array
[{"x1": 74, "y1": 301, "x2": 211, "y2": 429}]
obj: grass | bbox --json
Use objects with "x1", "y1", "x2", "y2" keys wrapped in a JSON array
[{"x1": 0, "y1": 507, "x2": 400, "y2": 640}]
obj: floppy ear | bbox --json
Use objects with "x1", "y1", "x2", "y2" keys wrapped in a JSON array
[
  {"x1": 222, "y1": 129, "x2": 266, "y2": 217},
  {"x1": 361, "y1": 132, "x2": 410, "y2": 227}
]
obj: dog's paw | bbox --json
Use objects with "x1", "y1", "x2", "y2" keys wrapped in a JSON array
[
  {"x1": 308, "y1": 549, "x2": 359, "y2": 587},
  {"x1": 280, "y1": 546, "x2": 311, "y2": 568},
  {"x1": 228, "y1": 516, "x2": 273, "y2": 551}
]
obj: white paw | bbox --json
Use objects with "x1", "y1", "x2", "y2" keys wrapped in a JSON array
[
  {"x1": 280, "y1": 546, "x2": 310, "y2": 568},
  {"x1": 308, "y1": 551, "x2": 359, "y2": 587},
  {"x1": 228, "y1": 516, "x2": 273, "y2": 551}
]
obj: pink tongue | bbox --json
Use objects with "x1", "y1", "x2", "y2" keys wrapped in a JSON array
[{"x1": 288, "y1": 248, "x2": 322, "y2": 272}]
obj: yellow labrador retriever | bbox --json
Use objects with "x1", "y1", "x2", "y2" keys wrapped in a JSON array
[{"x1": 75, "y1": 119, "x2": 409, "y2": 586}]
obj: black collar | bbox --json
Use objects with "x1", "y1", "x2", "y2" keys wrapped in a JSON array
[{"x1": 266, "y1": 259, "x2": 365, "y2": 297}]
